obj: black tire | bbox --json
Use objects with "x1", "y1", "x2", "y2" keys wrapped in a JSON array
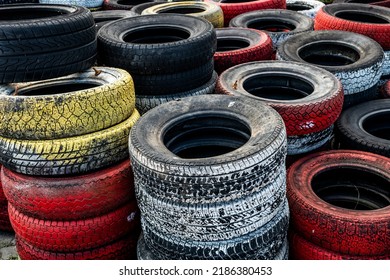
[
  {"x1": 332, "y1": 0, "x2": 390, "y2": 7},
  {"x1": 103, "y1": 0, "x2": 152, "y2": 10},
  {"x1": 130, "y1": 1, "x2": 166, "y2": 15},
  {"x1": 229, "y1": 9, "x2": 314, "y2": 48},
  {"x1": 39, "y1": 0, "x2": 104, "y2": 9},
  {"x1": 0, "y1": 0, "x2": 38, "y2": 3},
  {"x1": 137, "y1": 232, "x2": 158, "y2": 260},
  {"x1": 97, "y1": 14, "x2": 216, "y2": 75},
  {"x1": 335, "y1": 99, "x2": 390, "y2": 157},
  {"x1": 286, "y1": 0, "x2": 324, "y2": 18},
  {"x1": 0, "y1": 4, "x2": 97, "y2": 83},
  {"x1": 92, "y1": 10, "x2": 136, "y2": 31},
  {"x1": 277, "y1": 30, "x2": 384, "y2": 106}
]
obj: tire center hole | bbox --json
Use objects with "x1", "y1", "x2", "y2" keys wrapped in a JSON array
[
  {"x1": 247, "y1": 20, "x2": 296, "y2": 32},
  {"x1": 123, "y1": 26, "x2": 190, "y2": 44},
  {"x1": 0, "y1": 8, "x2": 68, "y2": 20},
  {"x1": 362, "y1": 111, "x2": 390, "y2": 140},
  {"x1": 287, "y1": 3, "x2": 313, "y2": 11},
  {"x1": 15, "y1": 81, "x2": 101, "y2": 96},
  {"x1": 159, "y1": 7, "x2": 206, "y2": 14},
  {"x1": 335, "y1": 11, "x2": 389, "y2": 24},
  {"x1": 298, "y1": 42, "x2": 360, "y2": 66},
  {"x1": 217, "y1": 38, "x2": 250, "y2": 52},
  {"x1": 163, "y1": 114, "x2": 251, "y2": 159},
  {"x1": 312, "y1": 167, "x2": 390, "y2": 210},
  {"x1": 243, "y1": 74, "x2": 314, "y2": 100}
]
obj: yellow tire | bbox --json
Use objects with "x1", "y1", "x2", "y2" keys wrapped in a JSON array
[
  {"x1": 141, "y1": 1, "x2": 224, "y2": 28},
  {"x1": 0, "y1": 109, "x2": 140, "y2": 176},
  {"x1": 0, "y1": 67, "x2": 135, "y2": 140}
]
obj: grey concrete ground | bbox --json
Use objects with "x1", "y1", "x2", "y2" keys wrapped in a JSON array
[{"x1": 0, "y1": 231, "x2": 18, "y2": 260}]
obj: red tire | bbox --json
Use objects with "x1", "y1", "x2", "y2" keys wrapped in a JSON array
[
  {"x1": 9, "y1": 201, "x2": 140, "y2": 252},
  {"x1": 314, "y1": 3, "x2": 390, "y2": 50},
  {"x1": 214, "y1": 27, "x2": 273, "y2": 74},
  {"x1": 287, "y1": 150, "x2": 390, "y2": 256},
  {"x1": 382, "y1": 80, "x2": 390, "y2": 98},
  {"x1": 289, "y1": 231, "x2": 390, "y2": 260},
  {"x1": 0, "y1": 203, "x2": 13, "y2": 232},
  {"x1": 1, "y1": 160, "x2": 134, "y2": 220},
  {"x1": 16, "y1": 234, "x2": 138, "y2": 260},
  {"x1": 205, "y1": 0, "x2": 286, "y2": 26}
]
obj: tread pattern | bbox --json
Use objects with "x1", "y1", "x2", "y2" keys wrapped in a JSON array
[{"x1": 287, "y1": 125, "x2": 333, "y2": 155}]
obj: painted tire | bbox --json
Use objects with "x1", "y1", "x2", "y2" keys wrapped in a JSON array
[{"x1": 286, "y1": 150, "x2": 390, "y2": 256}]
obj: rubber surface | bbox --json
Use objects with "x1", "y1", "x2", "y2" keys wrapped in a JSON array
[
  {"x1": 103, "y1": 0, "x2": 152, "y2": 10},
  {"x1": 0, "y1": 67, "x2": 135, "y2": 140},
  {"x1": 130, "y1": 1, "x2": 164, "y2": 14},
  {"x1": 332, "y1": 0, "x2": 390, "y2": 8},
  {"x1": 9, "y1": 201, "x2": 140, "y2": 252},
  {"x1": 0, "y1": 109, "x2": 140, "y2": 176},
  {"x1": 2, "y1": 160, "x2": 135, "y2": 220},
  {"x1": 215, "y1": 60, "x2": 344, "y2": 136},
  {"x1": 93, "y1": 10, "x2": 136, "y2": 30},
  {"x1": 381, "y1": 80, "x2": 390, "y2": 98},
  {"x1": 39, "y1": 0, "x2": 104, "y2": 8},
  {"x1": 214, "y1": 28, "x2": 273, "y2": 74},
  {"x1": 287, "y1": 150, "x2": 390, "y2": 256},
  {"x1": 287, "y1": 125, "x2": 333, "y2": 155},
  {"x1": 286, "y1": 0, "x2": 324, "y2": 18},
  {"x1": 0, "y1": 203, "x2": 13, "y2": 232}
]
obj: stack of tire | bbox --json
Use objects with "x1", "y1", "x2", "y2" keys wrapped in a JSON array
[
  {"x1": 0, "y1": 166, "x2": 12, "y2": 233},
  {"x1": 215, "y1": 61, "x2": 344, "y2": 157},
  {"x1": 287, "y1": 150, "x2": 390, "y2": 260},
  {"x1": 129, "y1": 95, "x2": 290, "y2": 260},
  {"x1": 0, "y1": 4, "x2": 140, "y2": 259},
  {"x1": 97, "y1": 14, "x2": 218, "y2": 115},
  {"x1": 39, "y1": 0, "x2": 105, "y2": 10}
]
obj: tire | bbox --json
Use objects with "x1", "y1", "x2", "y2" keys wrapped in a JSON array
[
  {"x1": 137, "y1": 232, "x2": 158, "y2": 260},
  {"x1": 332, "y1": 0, "x2": 390, "y2": 8},
  {"x1": 286, "y1": 0, "x2": 324, "y2": 18},
  {"x1": 142, "y1": 199, "x2": 289, "y2": 260},
  {"x1": 287, "y1": 125, "x2": 333, "y2": 155},
  {"x1": 129, "y1": 95, "x2": 287, "y2": 205},
  {"x1": 2, "y1": 160, "x2": 135, "y2": 220},
  {"x1": 98, "y1": 14, "x2": 216, "y2": 75},
  {"x1": 314, "y1": 3, "x2": 390, "y2": 50},
  {"x1": 103, "y1": 0, "x2": 152, "y2": 10},
  {"x1": 0, "y1": 4, "x2": 97, "y2": 83},
  {"x1": 0, "y1": 109, "x2": 140, "y2": 176},
  {"x1": 135, "y1": 70, "x2": 218, "y2": 115},
  {"x1": 0, "y1": 0, "x2": 38, "y2": 3},
  {"x1": 92, "y1": 10, "x2": 136, "y2": 31},
  {"x1": 9, "y1": 201, "x2": 140, "y2": 252},
  {"x1": 0, "y1": 67, "x2": 135, "y2": 140},
  {"x1": 16, "y1": 234, "x2": 138, "y2": 260},
  {"x1": 130, "y1": 1, "x2": 164, "y2": 14},
  {"x1": 214, "y1": 28, "x2": 273, "y2": 74},
  {"x1": 0, "y1": 166, "x2": 5, "y2": 203},
  {"x1": 277, "y1": 30, "x2": 384, "y2": 97},
  {"x1": 215, "y1": 61, "x2": 344, "y2": 137},
  {"x1": 335, "y1": 99, "x2": 390, "y2": 157},
  {"x1": 381, "y1": 80, "x2": 390, "y2": 98},
  {"x1": 39, "y1": 0, "x2": 104, "y2": 9},
  {"x1": 141, "y1": 1, "x2": 224, "y2": 28},
  {"x1": 289, "y1": 231, "x2": 390, "y2": 260},
  {"x1": 204, "y1": 0, "x2": 286, "y2": 26},
  {"x1": 383, "y1": 50, "x2": 390, "y2": 76},
  {"x1": 229, "y1": 9, "x2": 314, "y2": 49},
  {"x1": 286, "y1": 150, "x2": 390, "y2": 256}
]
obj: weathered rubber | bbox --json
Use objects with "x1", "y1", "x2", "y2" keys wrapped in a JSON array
[{"x1": 287, "y1": 125, "x2": 333, "y2": 155}]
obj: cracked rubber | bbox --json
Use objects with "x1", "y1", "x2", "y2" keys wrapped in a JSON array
[
  {"x1": 286, "y1": 150, "x2": 390, "y2": 256},
  {"x1": 141, "y1": 1, "x2": 224, "y2": 28},
  {"x1": 0, "y1": 4, "x2": 97, "y2": 83},
  {"x1": 215, "y1": 60, "x2": 344, "y2": 137},
  {"x1": 314, "y1": 3, "x2": 390, "y2": 50},
  {"x1": 1, "y1": 160, "x2": 135, "y2": 220},
  {"x1": 335, "y1": 99, "x2": 390, "y2": 157},
  {"x1": 214, "y1": 28, "x2": 273, "y2": 74},
  {"x1": 286, "y1": 0, "x2": 324, "y2": 18},
  {"x1": 229, "y1": 9, "x2": 314, "y2": 49},
  {"x1": 0, "y1": 67, "x2": 135, "y2": 140},
  {"x1": 16, "y1": 234, "x2": 138, "y2": 260},
  {"x1": 205, "y1": 0, "x2": 286, "y2": 26},
  {"x1": 9, "y1": 201, "x2": 140, "y2": 252},
  {"x1": 0, "y1": 109, "x2": 140, "y2": 176}
]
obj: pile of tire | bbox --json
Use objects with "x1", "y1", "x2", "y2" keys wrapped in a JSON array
[
  {"x1": 215, "y1": 60, "x2": 344, "y2": 157},
  {"x1": 98, "y1": 14, "x2": 218, "y2": 115},
  {"x1": 0, "y1": 166, "x2": 12, "y2": 233},
  {"x1": 287, "y1": 150, "x2": 390, "y2": 260},
  {"x1": 39, "y1": 0, "x2": 104, "y2": 10},
  {"x1": 277, "y1": 30, "x2": 385, "y2": 108},
  {"x1": 129, "y1": 95, "x2": 290, "y2": 260}
]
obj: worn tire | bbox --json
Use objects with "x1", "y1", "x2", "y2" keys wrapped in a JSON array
[
  {"x1": 229, "y1": 9, "x2": 314, "y2": 49},
  {"x1": 287, "y1": 125, "x2": 333, "y2": 155},
  {"x1": 0, "y1": 67, "x2": 135, "y2": 140},
  {"x1": 130, "y1": 1, "x2": 163, "y2": 14},
  {"x1": 39, "y1": 0, "x2": 104, "y2": 8},
  {"x1": 0, "y1": 4, "x2": 97, "y2": 83},
  {"x1": 335, "y1": 99, "x2": 390, "y2": 157},
  {"x1": 0, "y1": 0, "x2": 38, "y2": 4},
  {"x1": 214, "y1": 28, "x2": 273, "y2": 74},
  {"x1": 287, "y1": 150, "x2": 390, "y2": 256},
  {"x1": 205, "y1": 0, "x2": 286, "y2": 26},
  {"x1": 314, "y1": 3, "x2": 390, "y2": 50},
  {"x1": 93, "y1": 10, "x2": 136, "y2": 30},
  {"x1": 0, "y1": 109, "x2": 140, "y2": 176},
  {"x1": 9, "y1": 201, "x2": 140, "y2": 252},
  {"x1": 2, "y1": 160, "x2": 135, "y2": 220},
  {"x1": 98, "y1": 14, "x2": 216, "y2": 75},
  {"x1": 277, "y1": 30, "x2": 384, "y2": 98},
  {"x1": 16, "y1": 234, "x2": 138, "y2": 260},
  {"x1": 286, "y1": 0, "x2": 324, "y2": 18},
  {"x1": 141, "y1": 1, "x2": 224, "y2": 28},
  {"x1": 215, "y1": 61, "x2": 343, "y2": 137}
]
